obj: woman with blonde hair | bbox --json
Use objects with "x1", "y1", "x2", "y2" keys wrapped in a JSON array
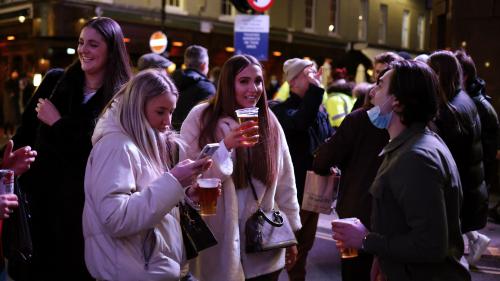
[
  {"x1": 181, "y1": 54, "x2": 301, "y2": 281},
  {"x1": 83, "y1": 69, "x2": 211, "y2": 281}
]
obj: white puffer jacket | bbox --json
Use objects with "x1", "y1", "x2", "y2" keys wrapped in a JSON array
[{"x1": 83, "y1": 100, "x2": 186, "y2": 281}]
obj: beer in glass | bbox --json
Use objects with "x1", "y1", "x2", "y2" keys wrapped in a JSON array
[
  {"x1": 235, "y1": 107, "x2": 259, "y2": 145},
  {"x1": 197, "y1": 178, "x2": 221, "y2": 216},
  {"x1": 333, "y1": 218, "x2": 359, "y2": 259},
  {"x1": 0, "y1": 169, "x2": 14, "y2": 194}
]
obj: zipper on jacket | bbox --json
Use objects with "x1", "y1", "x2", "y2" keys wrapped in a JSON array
[{"x1": 143, "y1": 229, "x2": 157, "y2": 270}]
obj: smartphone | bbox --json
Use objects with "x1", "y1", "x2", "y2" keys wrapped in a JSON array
[{"x1": 197, "y1": 143, "x2": 220, "y2": 160}]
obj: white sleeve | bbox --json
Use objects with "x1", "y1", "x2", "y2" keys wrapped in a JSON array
[
  {"x1": 180, "y1": 105, "x2": 234, "y2": 181},
  {"x1": 211, "y1": 139, "x2": 233, "y2": 176}
]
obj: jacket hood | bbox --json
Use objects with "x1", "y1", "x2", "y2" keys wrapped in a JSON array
[
  {"x1": 92, "y1": 98, "x2": 123, "y2": 145},
  {"x1": 467, "y1": 78, "x2": 486, "y2": 97},
  {"x1": 172, "y1": 69, "x2": 208, "y2": 91}
]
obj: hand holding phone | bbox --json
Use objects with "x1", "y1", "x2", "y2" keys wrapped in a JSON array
[{"x1": 197, "y1": 143, "x2": 220, "y2": 160}]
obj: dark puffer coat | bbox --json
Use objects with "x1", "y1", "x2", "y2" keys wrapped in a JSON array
[
  {"x1": 466, "y1": 78, "x2": 500, "y2": 188},
  {"x1": 272, "y1": 85, "x2": 334, "y2": 204},
  {"x1": 10, "y1": 63, "x2": 109, "y2": 280},
  {"x1": 172, "y1": 68, "x2": 215, "y2": 130},
  {"x1": 434, "y1": 90, "x2": 488, "y2": 232}
]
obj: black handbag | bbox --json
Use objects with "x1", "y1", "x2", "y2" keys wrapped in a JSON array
[
  {"x1": 179, "y1": 201, "x2": 218, "y2": 260},
  {"x1": 244, "y1": 163, "x2": 297, "y2": 253},
  {"x1": 2, "y1": 178, "x2": 33, "y2": 264}
]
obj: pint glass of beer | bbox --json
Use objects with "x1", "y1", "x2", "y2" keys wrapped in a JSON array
[
  {"x1": 235, "y1": 107, "x2": 259, "y2": 145},
  {"x1": 197, "y1": 178, "x2": 221, "y2": 216},
  {"x1": 332, "y1": 218, "x2": 359, "y2": 259},
  {"x1": 0, "y1": 169, "x2": 14, "y2": 194}
]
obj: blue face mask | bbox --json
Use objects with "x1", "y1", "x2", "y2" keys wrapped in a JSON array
[{"x1": 367, "y1": 99, "x2": 393, "y2": 129}]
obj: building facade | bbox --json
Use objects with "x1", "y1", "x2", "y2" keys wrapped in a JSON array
[
  {"x1": 431, "y1": 0, "x2": 500, "y2": 108},
  {"x1": 0, "y1": 0, "x2": 430, "y2": 84}
]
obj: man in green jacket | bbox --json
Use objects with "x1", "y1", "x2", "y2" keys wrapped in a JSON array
[{"x1": 332, "y1": 60, "x2": 470, "y2": 281}]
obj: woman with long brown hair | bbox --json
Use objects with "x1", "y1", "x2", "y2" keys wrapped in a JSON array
[
  {"x1": 181, "y1": 54, "x2": 301, "y2": 281},
  {"x1": 11, "y1": 17, "x2": 132, "y2": 279},
  {"x1": 428, "y1": 50, "x2": 489, "y2": 268}
]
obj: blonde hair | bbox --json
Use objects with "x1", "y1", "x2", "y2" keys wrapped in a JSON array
[{"x1": 109, "y1": 69, "x2": 179, "y2": 174}]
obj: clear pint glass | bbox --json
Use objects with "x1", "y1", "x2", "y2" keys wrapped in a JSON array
[
  {"x1": 197, "y1": 178, "x2": 221, "y2": 216},
  {"x1": 333, "y1": 217, "x2": 359, "y2": 259},
  {"x1": 0, "y1": 169, "x2": 14, "y2": 194},
  {"x1": 235, "y1": 107, "x2": 259, "y2": 145}
]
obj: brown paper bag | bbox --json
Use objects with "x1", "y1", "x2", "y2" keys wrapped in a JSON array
[{"x1": 301, "y1": 170, "x2": 340, "y2": 214}]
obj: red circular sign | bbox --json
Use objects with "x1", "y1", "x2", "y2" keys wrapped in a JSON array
[
  {"x1": 149, "y1": 31, "x2": 168, "y2": 54},
  {"x1": 247, "y1": 0, "x2": 274, "y2": 12}
]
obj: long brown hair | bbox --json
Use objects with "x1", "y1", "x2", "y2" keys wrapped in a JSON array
[
  {"x1": 428, "y1": 50, "x2": 466, "y2": 133},
  {"x1": 82, "y1": 17, "x2": 132, "y2": 103},
  {"x1": 428, "y1": 50, "x2": 463, "y2": 104},
  {"x1": 199, "y1": 55, "x2": 279, "y2": 188}
]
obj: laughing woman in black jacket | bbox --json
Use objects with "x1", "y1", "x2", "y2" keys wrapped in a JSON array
[{"x1": 11, "y1": 17, "x2": 131, "y2": 280}]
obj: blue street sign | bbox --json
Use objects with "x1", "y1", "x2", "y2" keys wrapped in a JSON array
[{"x1": 234, "y1": 15, "x2": 269, "y2": 61}]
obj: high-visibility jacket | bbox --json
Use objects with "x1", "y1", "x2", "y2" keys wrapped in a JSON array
[{"x1": 325, "y1": 92, "x2": 355, "y2": 127}]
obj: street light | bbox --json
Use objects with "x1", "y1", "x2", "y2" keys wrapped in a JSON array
[{"x1": 33, "y1": 73, "x2": 42, "y2": 87}]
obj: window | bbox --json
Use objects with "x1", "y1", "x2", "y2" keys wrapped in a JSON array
[
  {"x1": 358, "y1": 0, "x2": 368, "y2": 41},
  {"x1": 165, "y1": 0, "x2": 186, "y2": 15},
  {"x1": 328, "y1": 0, "x2": 339, "y2": 34},
  {"x1": 305, "y1": 0, "x2": 315, "y2": 32},
  {"x1": 219, "y1": 0, "x2": 236, "y2": 21},
  {"x1": 0, "y1": 0, "x2": 35, "y2": 3},
  {"x1": 402, "y1": 10, "x2": 410, "y2": 48},
  {"x1": 437, "y1": 14, "x2": 446, "y2": 49},
  {"x1": 75, "y1": 0, "x2": 112, "y2": 2},
  {"x1": 417, "y1": 15, "x2": 426, "y2": 50},
  {"x1": 168, "y1": 0, "x2": 180, "y2": 6},
  {"x1": 221, "y1": 0, "x2": 234, "y2": 16},
  {"x1": 378, "y1": 4, "x2": 388, "y2": 44}
]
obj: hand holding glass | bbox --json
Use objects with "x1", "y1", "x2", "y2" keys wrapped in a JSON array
[
  {"x1": 235, "y1": 107, "x2": 259, "y2": 146},
  {"x1": 332, "y1": 218, "x2": 360, "y2": 259}
]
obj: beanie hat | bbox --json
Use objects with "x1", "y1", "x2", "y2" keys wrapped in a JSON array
[
  {"x1": 283, "y1": 58, "x2": 313, "y2": 82},
  {"x1": 137, "y1": 53, "x2": 173, "y2": 71}
]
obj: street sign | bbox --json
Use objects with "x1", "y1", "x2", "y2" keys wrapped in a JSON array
[
  {"x1": 149, "y1": 31, "x2": 168, "y2": 54},
  {"x1": 234, "y1": 15, "x2": 269, "y2": 61},
  {"x1": 247, "y1": 0, "x2": 274, "y2": 12}
]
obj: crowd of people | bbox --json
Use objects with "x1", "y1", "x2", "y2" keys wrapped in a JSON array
[{"x1": 0, "y1": 15, "x2": 499, "y2": 281}]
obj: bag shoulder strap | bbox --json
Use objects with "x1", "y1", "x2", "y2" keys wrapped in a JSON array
[
  {"x1": 244, "y1": 149, "x2": 260, "y2": 207},
  {"x1": 245, "y1": 162, "x2": 259, "y2": 205},
  {"x1": 245, "y1": 160, "x2": 285, "y2": 227}
]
